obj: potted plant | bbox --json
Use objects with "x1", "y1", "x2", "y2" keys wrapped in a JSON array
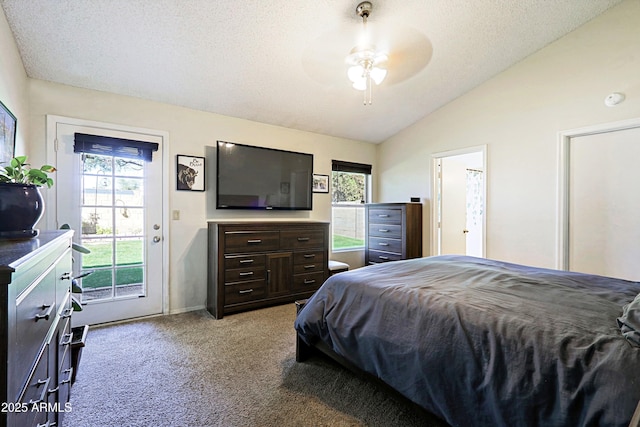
[{"x1": 0, "y1": 155, "x2": 56, "y2": 238}]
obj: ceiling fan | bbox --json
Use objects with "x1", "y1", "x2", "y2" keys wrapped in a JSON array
[{"x1": 302, "y1": 1, "x2": 433, "y2": 105}]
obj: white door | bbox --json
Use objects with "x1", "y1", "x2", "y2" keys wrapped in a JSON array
[
  {"x1": 439, "y1": 156, "x2": 467, "y2": 255},
  {"x1": 52, "y1": 120, "x2": 165, "y2": 325},
  {"x1": 568, "y1": 126, "x2": 640, "y2": 281},
  {"x1": 434, "y1": 148, "x2": 485, "y2": 257}
]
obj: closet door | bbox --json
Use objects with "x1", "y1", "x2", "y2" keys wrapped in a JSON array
[{"x1": 568, "y1": 126, "x2": 640, "y2": 281}]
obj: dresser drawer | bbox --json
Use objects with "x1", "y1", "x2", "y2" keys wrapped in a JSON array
[
  {"x1": 58, "y1": 314, "x2": 72, "y2": 374},
  {"x1": 57, "y1": 315, "x2": 73, "y2": 411},
  {"x1": 292, "y1": 272, "x2": 325, "y2": 291},
  {"x1": 368, "y1": 208, "x2": 403, "y2": 224},
  {"x1": 15, "y1": 266, "x2": 57, "y2": 389},
  {"x1": 368, "y1": 223, "x2": 402, "y2": 239},
  {"x1": 16, "y1": 347, "x2": 49, "y2": 426},
  {"x1": 281, "y1": 229, "x2": 325, "y2": 249},
  {"x1": 293, "y1": 250, "x2": 325, "y2": 265},
  {"x1": 224, "y1": 231, "x2": 279, "y2": 253},
  {"x1": 225, "y1": 266, "x2": 266, "y2": 283},
  {"x1": 55, "y1": 249, "x2": 72, "y2": 304},
  {"x1": 225, "y1": 254, "x2": 266, "y2": 269},
  {"x1": 293, "y1": 272, "x2": 324, "y2": 291},
  {"x1": 225, "y1": 279, "x2": 267, "y2": 304},
  {"x1": 293, "y1": 261, "x2": 324, "y2": 275},
  {"x1": 368, "y1": 237, "x2": 402, "y2": 254},
  {"x1": 367, "y1": 249, "x2": 404, "y2": 263}
]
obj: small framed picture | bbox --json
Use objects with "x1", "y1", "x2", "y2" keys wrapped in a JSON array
[
  {"x1": 313, "y1": 174, "x2": 329, "y2": 193},
  {"x1": 0, "y1": 100, "x2": 17, "y2": 166},
  {"x1": 176, "y1": 155, "x2": 205, "y2": 191}
]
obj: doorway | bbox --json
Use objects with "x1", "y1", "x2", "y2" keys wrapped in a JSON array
[
  {"x1": 46, "y1": 116, "x2": 168, "y2": 325},
  {"x1": 432, "y1": 146, "x2": 486, "y2": 257},
  {"x1": 558, "y1": 118, "x2": 640, "y2": 281}
]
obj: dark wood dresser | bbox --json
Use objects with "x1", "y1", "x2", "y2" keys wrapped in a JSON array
[
  {"x1": 0, "y1": 230, "x2": 74, "y2": 427},
  {"x1": 207, "y1": 221, "x2": 329, "y2": 319},
  {"x1": 365, "y1": 203, "x2": 423, "y2": 265}
]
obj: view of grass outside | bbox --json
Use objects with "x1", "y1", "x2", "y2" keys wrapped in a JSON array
[
  {"x1": 333, "y1": 234, "x2": 364, "y2": 250},
  {"x1": 81, "y1": 239, "x2": 143, "y2": 289},
  {"x1": 332, "y1": 170, "x2": 368, "y2": 251}
]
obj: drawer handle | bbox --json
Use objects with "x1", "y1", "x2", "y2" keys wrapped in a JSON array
[
  {"x1": 48, "y1": 386, "x2": 60, "y2": 394},
  {"x1": 60, "y1": 333, "x2": 73, "y2": 347},
  {"x1": 378, "y1": 214, "x2": 389, "y2": 218},
  {"x1": 297, "y1": 237, "x2": 310, "y2": 242},
  {"x1": 303, "y1": 254, "x2": 315, "y2": 259},
  {"x1": 238, "y1": 272, "x2": 254, "y2": 277},
  {"x1": 61, "y1": 368, "x2": 73, "y2": 385},
  {"x1": 379, "y1": 256, "x2": 389, "y2": 260},
  {"x1": 239, "y1": 259, "x2": 254, "y2": 264},
  {"x1": 378, "y1": 229, "x2": 389, "y2": 233},
  {"x1": 60, "y1": 272, "x2": 71, "y2": 280},
  {"x1": 29, "y1": 377, "x2": 51, "y2": 404},
  {"x1": 34, "y1": 303, "x2": 55, "y2": 322},
  {"x1": 378, "y1": 242, "x2": 389, "y2": 246},
  {"x1": 37, "y1": 421, "x2": 56, "y2": 427},
  {"x1": 303, "y1": 265, "x2": 316, "y2": 270},
  {"x1": 61, "y1": 307, "x2": 74, "y2": 319},
  {"x1": 247, "y1": 239, "x2": 262, "y2": 244},
  {"x1": 238, "y1": 289, "x2": 254, "y2": 295},
  {"x1": 303, "y1": 279, "x2": 316, "y2": 285}
]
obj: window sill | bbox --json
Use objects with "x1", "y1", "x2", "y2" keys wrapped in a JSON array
[{"x1": 331, "y1": 247, "x2": 364, "y2": 254}]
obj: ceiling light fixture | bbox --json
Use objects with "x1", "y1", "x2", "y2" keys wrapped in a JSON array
[{"x1": 346, "y1": 2, "x2": 387, "y2": 105}]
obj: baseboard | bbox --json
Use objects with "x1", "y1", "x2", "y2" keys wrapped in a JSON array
[{"x1": 169, "y1": 305, "x2": 206, "y2": 315}]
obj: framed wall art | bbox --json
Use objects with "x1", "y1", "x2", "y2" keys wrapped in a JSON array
[
  {"x1": 0, "y1": 100, "x2": 16, "y2": 166},
  {"x1": 313, "y1": 174, "x2": 329, "y2": 193},
  {"x1": 176, "y1": 155, "x2": 205, "y2": 191}
]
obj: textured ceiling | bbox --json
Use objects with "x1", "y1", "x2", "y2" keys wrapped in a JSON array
[{"x1": 0, "y1": 0, "x2": 623, "y2": 143}]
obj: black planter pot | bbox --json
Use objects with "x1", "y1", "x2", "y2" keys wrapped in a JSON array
[{"x1": 0, "y1": 183, "x2": 44, "y2": 238}]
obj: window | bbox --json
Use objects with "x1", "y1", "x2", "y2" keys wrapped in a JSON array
[{"x1": 331, "y1": 160, "x2": 372, "y2": 251}]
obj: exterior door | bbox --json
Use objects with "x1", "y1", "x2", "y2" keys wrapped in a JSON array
[{"x1": 51, "y1": 118, "x2": 165, "y2": 325}]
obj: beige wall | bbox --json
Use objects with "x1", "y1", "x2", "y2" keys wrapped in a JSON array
[
  {"x1": 377, "y1": 0, "x2": 640, "y2": 268},
  {"x1": 26, "y1": 81, "x2": 375, "y2": 314},
  {"x1": 0, "y1": 6, "x2": 28, "y2": 155}
]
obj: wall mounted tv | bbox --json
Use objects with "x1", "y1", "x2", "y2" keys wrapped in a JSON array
[{"x1": 216, "y1": 141, "x2": 314, "y2": 210}]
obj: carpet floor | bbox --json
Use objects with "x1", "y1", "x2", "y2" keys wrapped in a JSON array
[{"x1": 61, "y1": 304, "x2": 449, "y2": 427}]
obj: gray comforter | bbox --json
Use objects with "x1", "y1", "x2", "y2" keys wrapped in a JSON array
[{"x1": 294, "y1": 255, "x2": 640, "y2": 427}]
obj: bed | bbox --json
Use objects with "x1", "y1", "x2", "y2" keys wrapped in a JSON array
[{"x1": 294, "y1": 255, "x2": 640, "y2": 427}]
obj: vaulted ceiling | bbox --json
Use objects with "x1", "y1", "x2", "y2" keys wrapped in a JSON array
[{"x1": 0, "y1": 0, "x2": 623, "y2": 143}]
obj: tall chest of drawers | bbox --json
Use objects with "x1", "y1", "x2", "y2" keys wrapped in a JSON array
[
  {"x1": 365, "y1": 203, "x2": 423, "y2": 265},
  {"x1": 207, "y1": 221, "x2": 329, "y2": 319},
  {"x1": 0, "y1": 231, "x2": 74, "y2": 427}
]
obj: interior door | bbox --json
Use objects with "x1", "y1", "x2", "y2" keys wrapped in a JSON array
[
  {"x1": 53, "y1": 121, "x2": 164, "y2": 325},
  {"x1": 439, "y1": 157, "x2": 467, "y2": 254},
  {"x1": 435, "y1": 149, "x2": 485, "y2": 257},
  {"x1": 568, "y1": 126, "x2": 640, "y2": 281}
]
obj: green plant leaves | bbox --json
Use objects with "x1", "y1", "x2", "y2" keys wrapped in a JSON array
[{"x1": 0, "y1": 156, "x2": 55, "y2": 188}]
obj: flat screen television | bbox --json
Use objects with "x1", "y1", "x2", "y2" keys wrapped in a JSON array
[{"x1": 216, "y1": 141, "x2": 314, "y2": 210}]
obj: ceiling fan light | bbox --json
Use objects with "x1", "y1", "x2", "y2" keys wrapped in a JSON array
[
  {"x1": 348, "y1": 65, "x2": 365, "y2": 83},
  {"x1": 370, "y1": 67, "x2": 387, "y2": 85},
  {"x1": 352, "y1": 79, "x2": 367, "y2": 91}
]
